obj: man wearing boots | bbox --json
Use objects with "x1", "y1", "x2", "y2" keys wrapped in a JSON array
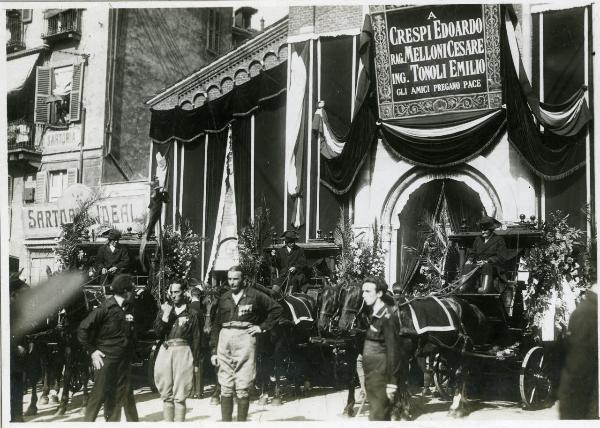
[
  {"x1": 78, "y1": 274, "x2": 138, "y2": 421},
  {"x1": 154, "y1": 282, "x2": 202, "y2": 422},
  {"x1": 458, "y1": 216, "x2": 508, "y2": 294},
  {"x1": 210, "y1": 265, "x2": 282, "y2": 422},
  {"x1": 188, "y1": 286, "x2": 205, "y2": 398}
]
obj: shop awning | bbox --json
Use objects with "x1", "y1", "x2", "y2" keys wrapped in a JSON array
[
  {"x1": 43, "y1": 9, "x2": 65, "y2": 19},
  {"x1": 7, "y1": 53, "x2": 40, "y2": 96}
]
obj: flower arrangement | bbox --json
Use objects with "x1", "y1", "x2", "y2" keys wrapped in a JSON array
[
  {"x1": 521, "y1": 211, "x2": 592, "y2": 335},
  {"x1": 151, "y1": 220, "x2": 203, "y2": 301},
  {"x1": 55, "y1": 193, "x2": 102, "y2": 271},
  {"x1": 237, "y1": 206, "x2": 274, "y2": 284},
  {"x1": 334, "y1": 210, "x2": 386, "y2": 283}
]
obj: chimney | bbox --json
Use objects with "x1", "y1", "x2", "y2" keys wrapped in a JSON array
[
  {"x1": 260, "y1": 17, "x2": 265, "y2": 31},
  {"x1": 234, "y1": 7, "x2": 257, "y2": 30}
]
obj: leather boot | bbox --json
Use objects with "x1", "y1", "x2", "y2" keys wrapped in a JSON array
[
  {"x1": 477, "y1": 274, "x2": 494, "y2": 294},
  {"x1": 174, "y1": 402, "x2": 186, "y2": 422},
  {"x1": 237, "y1": 397, "x2": 250, "y2": 422},
  {"x1": 220, "y1": 396, "x2": 233, "y2": 422},
  {"x1": 163, "y1": 402, "x2": 175, "y2": 422}
]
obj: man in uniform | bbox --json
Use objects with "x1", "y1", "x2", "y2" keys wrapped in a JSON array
[
  {"x1": 361, "y1": 276, "x2": 402, "y2": 421},
  {"x1": 271, "y1": 230, "x2": 309, "y2": 293},
  {"x1": 210, "y1": 266, "x2": 282, "y2": 422},
  {"x1": 78, "y1": 274, "x2": 138, "y2": 421},
  {"x1": 154, "y1": 283, "x2": 202, "y2": 421},
  {"x1": 95, "y1": 229, "x2": 130, "y2": 281},
  {"x1": 458, "y1": 216, "x2": 508, "y2": 293},
  {"x1": 188, "y1": 286, "x2": 205, "y2": 398}
]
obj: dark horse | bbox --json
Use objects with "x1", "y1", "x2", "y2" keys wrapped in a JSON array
[
  {"x1": 317, "y1": 282, "x2": 367, "y2": 417},
  {"x1": 339, "y1": 288, "x2": 493, "y2": 419}
]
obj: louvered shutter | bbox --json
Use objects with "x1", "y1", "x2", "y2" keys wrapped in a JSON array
[
  {"x1": 35, "y1": 171, "x2": 48, "y2": 203},
  {"x1": 8, "y1": 176, "x2": 13, "y2": 204},
  {"x1": 67, "y1": 167, "x2": 79, "y2": 186},
  {"x1": 69, "y1": 63, "x2": 84, "y2": 122},
  {"x1": 34, "y1": 67, "x2": 52, "y2": 124},
  {"x1": 21, "y1": 9, "x2": 32, "y2": 23}
]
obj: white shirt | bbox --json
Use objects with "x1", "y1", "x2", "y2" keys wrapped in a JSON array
[
  {"x1": 232, "y1": 290, "x2": 244, "y2": 305},
  {"x1": 174, "y1": 304, "x2": 186, "y2": 316},
  {"x1": 114, "y1": 294, "x2": 125, "y2": 308}
]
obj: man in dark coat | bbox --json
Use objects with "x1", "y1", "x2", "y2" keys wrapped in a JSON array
[
  {"x1": 95, "y1": 229, "x2": 130, "y2": 279},
  {"x1": 559, "y1": 284, "x2": 598, "y2": 419},
  {"x1": 78, "y1": 274, "x2": 138, "y2": 421},
  {"x1": 458, "y1": 216, "x2": 508, "y2": 293},
  {"x1": 271, "y1": 230, "x2": 309, "y2": 293},
  {"x1": 9, "y1": 274, "x2": 28, "y2": 422}
]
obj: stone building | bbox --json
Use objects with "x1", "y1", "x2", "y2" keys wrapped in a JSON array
[
  {"x1": 145, "y1": 3, "x2": 595, "y2": 286},
  {"x1": 6, "y1": 7, "x2": 244, "y2": 284}
]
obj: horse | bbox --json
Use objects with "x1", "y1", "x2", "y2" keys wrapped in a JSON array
[
  {"x1": 200, "y1": 286, "x2": 223, "y2": 405},
  {"x1": 338, "y1": 287, "x2": 493, "y2": 419}
]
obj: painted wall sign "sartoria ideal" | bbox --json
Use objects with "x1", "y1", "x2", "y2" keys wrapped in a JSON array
[{"x1": 369, "y1": 4, "x2": 502, "y2": 119}]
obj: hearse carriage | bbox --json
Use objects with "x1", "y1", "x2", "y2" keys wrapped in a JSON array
[{"x1": 430, "y1": 220, "x2": 558, "y2": 409}]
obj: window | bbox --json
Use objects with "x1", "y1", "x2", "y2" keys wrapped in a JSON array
[
  {"x1": 6, "y1": 10, "x2": 25, "y2": 52},
  {"x1": 34, "y1": 63, "x2": 84, "y2": 125},
  {"x1": 23, "y1": 174, "x2": 36, "y2": 203},
  {"x1": 48, "y1": 170, "x2": 68, "y2": 201},
  {"x1": 207, "y1": 10, "x2": 222, "y2": 53},
  {"x1": 21, "y1": 9, "x2": 32, "y2": 23}
]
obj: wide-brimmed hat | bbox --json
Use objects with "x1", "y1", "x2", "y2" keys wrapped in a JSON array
[
  {"x1": 107, "y1": 228, "x2": 122, "y2": 241},
  {"x1": 479, "y1": 216, "x2": 502, "y2": 230},
  {"x1": 281, "y1": 230, "x2": 299, "y2": 240}
]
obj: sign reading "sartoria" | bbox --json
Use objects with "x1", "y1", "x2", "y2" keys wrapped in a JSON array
[{"x1": 370, "y1": 4, "x2": 502, "y2": 119}]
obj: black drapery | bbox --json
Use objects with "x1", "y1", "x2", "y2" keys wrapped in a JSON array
[
  {"x1": 443, "y1": 180, "x2": 487, "y2": 232},
  {"x1": 203, "y1": 130, "x2": 228, "y2": 272},
  {"x1": 232, "y1": 118, "x2": 252, "y2": 231},
  {"x1": 502, "y1": 9, "x2": 587, "y2": 180},
  {"x1": 149, "y1": 62, "x2": 287, "y2": 143},
  {"x1": 319, "y1": 96, "x2": 379, "y2": 195},
  {"x1": 181, "y1": 138, "x2": 205, "y2": 235},
  {"x1": 380, "y1": 109, "x2": 507, "y2": 168}
]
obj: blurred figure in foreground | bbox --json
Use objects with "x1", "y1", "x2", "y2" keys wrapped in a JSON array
[{"x1": 559, "y1": 283, "x2": 598, "y2": 419}]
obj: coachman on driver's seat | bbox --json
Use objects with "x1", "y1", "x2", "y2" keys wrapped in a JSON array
[{"x1": 458, "y1": 216, "x2": 508, "y2": 294}]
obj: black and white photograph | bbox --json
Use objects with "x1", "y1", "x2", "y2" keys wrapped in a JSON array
[{"x1": 1, "y1": 1, "x2": 598, "y2": 424}]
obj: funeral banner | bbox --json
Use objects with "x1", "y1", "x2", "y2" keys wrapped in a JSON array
[{"x1": 370, "y1": 5, "x2": 502, "y2": 119}]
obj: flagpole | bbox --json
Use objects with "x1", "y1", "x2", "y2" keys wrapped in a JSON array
[{"x1": 158, "y1": 215, "x2": 163, "y2": 304}]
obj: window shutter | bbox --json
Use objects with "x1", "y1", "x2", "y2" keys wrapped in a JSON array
[
  {"x1": 34, "y1": 67, "x2": 52, "y2": 124},
  {"x1": 21, "y1": 9, "x2": 32, "y2": 23},
  {"x1": 35, "y1": 171, "x2": 48, "y2": 203},
  {"x1": 8, "y1": 176, "x2": 13, "y2": 204},
  {"x1": 69, "y1": 63, "x2": 84, "y2": 122},
  {"x1": 67, "y1": 167, "x2": 79, "y2": 186}
]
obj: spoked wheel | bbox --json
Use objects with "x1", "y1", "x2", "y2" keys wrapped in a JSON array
[
  {"x1": 432, "y1": 353, "x2": 454, "y2": 401},
  {"x1": 519, "y1": 346, "x2": 553, "y2": 409}
]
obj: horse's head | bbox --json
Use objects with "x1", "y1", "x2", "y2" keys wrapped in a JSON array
[
  {"x1": 318, "y1": 285, "x2": 343, "y2": 335},
  {"x1": 338, "y1": 282, "x2": 364, "y2": 333},
  {"x1": 201, "y1": 291, "x2": 220, "y2": 336}
]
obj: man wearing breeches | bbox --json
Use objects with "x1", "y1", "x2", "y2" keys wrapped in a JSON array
[
  {"x1": 154, "y1": 282, "x2": 201, "y2": 421},
  {"x1": 210, "y1": 266, "x2": 282, "y2": 422}
]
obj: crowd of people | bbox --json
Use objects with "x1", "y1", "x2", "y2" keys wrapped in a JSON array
[{"x1": 9, "y1": 221, "x2": 599, "y2": 422}]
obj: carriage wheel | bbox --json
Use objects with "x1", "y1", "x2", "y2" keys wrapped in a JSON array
[
  {"x1": 519, "y1": 346, "x2": 552, "y2": 409},
  {"x1": 432, "y1": 353, "x2": 453, "y2": 401}
]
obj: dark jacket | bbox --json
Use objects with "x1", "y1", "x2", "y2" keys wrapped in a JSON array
[
  {"x1": 210, "y1": 287, "x2": 282, "y2": 354},
  {"x1": 154, "y1": 304, "x2": 202, "y2": 366},
  {"x1": 273, "y1": 244, "x2": 308, "y2": 275},
  {"x1": 77, "y1": 296, "x2": 135, "y2": 360},
  {"x1": 467, "y1": 233, "x2": 508, "y2": 267},
  {"x1": 363, "y1": 304, "x2": 402, "y2": 386},
  {"x1": 559, "y1": 290, "x2": 598, "y2": 419},
  {"x1": 95, "y1": 243, "x2": 130, "y2": 271}
]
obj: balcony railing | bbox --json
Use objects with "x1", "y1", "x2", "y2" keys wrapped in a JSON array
[
  {"x1": 42, "y1": 9, "x2": 82, "y2": 43},
  {"x1": 8, "y1": 120, "x2": 38, "y2": 151},
  {"x1": 6, "y1": 11, "x2": 25, "y2": 53}
]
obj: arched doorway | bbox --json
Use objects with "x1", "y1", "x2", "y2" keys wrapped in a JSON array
[{"x1": 395, "y1": 179, "x2": 486, "y2": 289}]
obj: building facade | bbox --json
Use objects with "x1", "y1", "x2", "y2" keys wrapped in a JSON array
[
  {"x1": 146, "y1": 3, "x2": 595, "y2": 287},
  {"x1": 6, "y1": 7, "x2": 240, "y2": 284}
]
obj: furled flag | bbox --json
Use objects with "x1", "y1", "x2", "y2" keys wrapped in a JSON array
[
  {"x1": 352, "y1": 14, "x2": 373, "y2": 121},
  {"x1": 286, "y1": 42, "x2": 309, "y2": 229}
]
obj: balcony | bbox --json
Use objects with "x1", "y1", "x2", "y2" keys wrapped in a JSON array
[
  {"x1": 42, "y1": 9, "x2": 82, "y2": 44},
  {"x1": 6, "y1": 10, "x2": 26, "y2": 54},
  {"x1": 8, "y1": 120, "x2": 41, "y2": 170}
]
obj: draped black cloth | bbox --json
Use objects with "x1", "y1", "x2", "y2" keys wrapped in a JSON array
[
  {"x1": 149, "y1": 62, "x2": 287, "y2": 143},
  {"x1": 232, "y1": 118, "x2": 251, "y2": 231},
  {"x1": 380, "y1": 109, "x2": 507, "y2": 168},
  {"x1": 501, "y1": 11, "x2": 587, "y2": 180}
]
